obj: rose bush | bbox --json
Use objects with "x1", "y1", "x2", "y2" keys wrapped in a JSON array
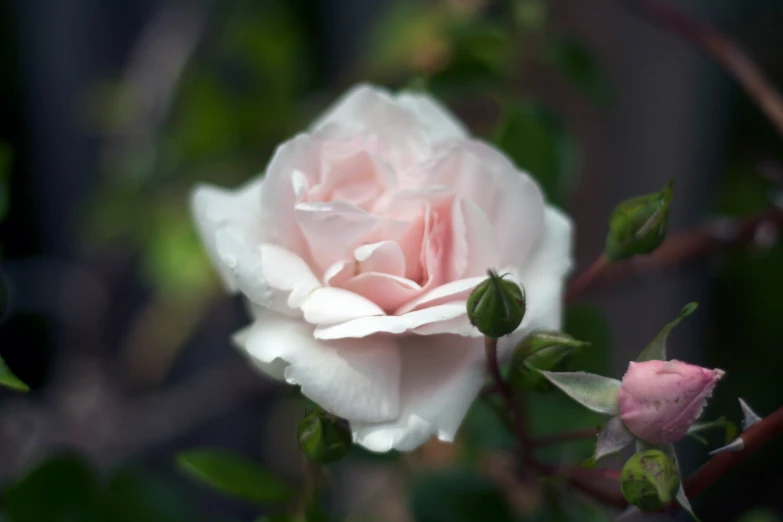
[{"x1": 191, "y1": 84, "x2": 573, "y2": 452}]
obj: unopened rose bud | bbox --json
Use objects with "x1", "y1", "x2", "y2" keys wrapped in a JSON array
[
  {"x1": 617, "y1": 360, "x2": 725, "y2": 444},
  {"x1": 621, "y1": 450, "x2": 680, "y2": 511},
  {"x1": 467, "y1": 270, "x2": 526, "y2": 338},
  {"x1": 509, "y1": 331, "x2": 589, "y2": 391},
  {"x1": 605, "y1": 181, "x2": 673, "y2": 261},
  {"x1": 298, "y1": 410, "x2": 352, "y2": 463}
]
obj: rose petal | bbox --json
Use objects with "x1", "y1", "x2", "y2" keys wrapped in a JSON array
[
  {"x1": 235, "y1": 312, "x2": 401, "y2": 423},
  {"x1": 259, "y1": 243, "x2": 321, "y2": 309},
  {"x1": 309, "y1": 84, "x2": 429, "y2": 170},
  {"x1": 396, "y1": 91, "x2": 469, "y2": 141},
  {"x1": 341, "y1": 273, "x2": 422, "y2": 313},
  {"x1": 419, "y1": 140, "x2": 546, "y2": 267},
  {"x1": 355, "y1": 240, "x2": 406, "y2": 277},
  {"x1": 190, "y1": 178, "x2": 263, "y2": 292},
  {"x1": 351, "y1": 335, "x2": 484, "y2": 452},
  {"x1": 301, "y1": 287, "x2": 386, "y2": 324},
  {"x1": 313, "y1": 303, "x2": 466, "y2": 340},
  {"x1": 395, "y1": 276, "x2": 487, "y2": 315},
  {"x1": 498, "y1": 207, "x2": 574, "y2": 358},
  {"x1": 294, "y1": 200, "x2": 380, "y2": 274}
]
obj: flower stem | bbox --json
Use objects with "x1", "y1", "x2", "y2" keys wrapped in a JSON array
[
  {"x1": 565, "y1": 254, "x2": 610, "y2": 303},
  {"x1": 684, "y1": 403, "x2": 783, "y2": 497}
]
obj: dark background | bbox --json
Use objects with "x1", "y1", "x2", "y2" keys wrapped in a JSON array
[{"x1": 1, "y1": 0, "x2": 782, "y2": 521}]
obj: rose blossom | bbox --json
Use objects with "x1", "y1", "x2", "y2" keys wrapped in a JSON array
[
  {"x1": 617, "y1": 360, "x2": 725, "y2": 444},
  {"x1": 191, "y1": 84, "x2": 573, "y2": 452}
]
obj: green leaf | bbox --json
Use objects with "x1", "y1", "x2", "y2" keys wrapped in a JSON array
[
  {"x1": 493, "y1": 103, "x2": 578, "y2": 207},
  {"x1": 564, "y1": 305, "x2": 613, "y2": 376},
  {"x1": 3, "y1": 453, "x2": 109, "y2": 522},
  {"x1": 594, "y1": 416, "x2": 633, "y2": 461},
  {"x1": 539, "y1": 371, "x2": 621, "y2": 415},
  {"x1": 637, "y1": 303, "x2": 698, "y2": 362},
  {"x1": 734, "y1": 509, "x2": 783, "y2": 522},
  {"x1": 106, "y1": 467, "x2": 196, "y2": 522},
  {"x1": 176, "y1": 448, "x2": 292, "y2": 504},
  {"x1": 0, "y1": 355, "x2": 29, "y2": 392},
  {"x1": 409, "y1": 468, "x2": 516, "y2": 522},
  {"x1": 546, "y1": 38, "x2": 611, "y2": 106}
]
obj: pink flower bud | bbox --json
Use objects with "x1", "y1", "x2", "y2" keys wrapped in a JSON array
[{"x1": 617, "y1": 360, "x2": 725, "y2": 444}]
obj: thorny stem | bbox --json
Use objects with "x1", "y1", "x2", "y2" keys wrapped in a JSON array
[
  {"x1": 633, "y1": 0, "x2": 783, "y2": 140},
  {"x1": 684, "y1": 404, "x2": 783, "y2": 498}
]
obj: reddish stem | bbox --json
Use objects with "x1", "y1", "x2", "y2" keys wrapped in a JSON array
[
  {"x1": 684, "y1": 404, "x2": 783, "y2": 497},
  {"x1": 565, "y1": 254, "x2": 610, "y2": 303},
  {"x1": 483, "y1": 337, "x2": 530, "y2": 448},
  {"x1": 633, "y1": 0, "x2": 783, "y2": 139}
]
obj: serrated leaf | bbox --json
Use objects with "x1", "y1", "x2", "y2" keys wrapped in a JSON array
[
  {"x1": 176, "y1": 449, "x2": 292, "y2": 504},
  {"x1": 594, "y1": 416, "x2": 633, "y2": 461},
  {"x1": 636, "y1": 303, "x2": 698, "y2": 362},
  {"x1": 0, "y1": 356, "x2": 29, "y2": 392},
  {"x1": 539, "y1": 371, "x2": 621, "y2": 415}
]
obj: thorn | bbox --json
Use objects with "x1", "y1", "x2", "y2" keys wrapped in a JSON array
[
  {"x1": 708, "y1": 437, "x2": 745, "y2": 456},
  {"x1": 739, "y1": 398, "x2": 763, "y2": 430}
]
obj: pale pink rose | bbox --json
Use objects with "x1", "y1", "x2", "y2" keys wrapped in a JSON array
[
  {"x1": 617, "y1": 360, "x2": 725, "y2": 444},
  {"x1": 191, "y1": 84, "x2": 572, "y2": 452}
]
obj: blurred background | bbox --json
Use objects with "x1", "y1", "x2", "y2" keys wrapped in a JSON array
[{"x1": 1, "y1": 0, "x2": 783, "y2": 520}]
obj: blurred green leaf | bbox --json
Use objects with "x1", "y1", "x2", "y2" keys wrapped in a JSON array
[
  {"x1": 106, "y1": 467, "x2": 197, "y2": 522},
  {"x1": 3, "y1": 453, "x2": 108, "y2": 522},
  {"x1": 429, "y1": 57, "x2": 502, "y2": 98},
  {"x1": 176, "y1": 448, "x2": 293, "y2": 504},
  {"x1": 564, "y1": 305, "x2": 612, "y2": 376},
  {"x1": 493, "y1": 103, "x2": 578, "y2": 207},
  {"x1": 0, "y1": 142, "x2": 13, "y2": 223},
  {"x1": 409, "y1": 468, "x2": 515, "y2": 522},
  {"x1": 460, "y1": 397, "x2": 517, "y2": 457},
  {"x1": 546, "y1": 38, "x2": 611, "y2": 106},
  {"x1": 0, "y1": 355, "x2": 28, "y2": 392},
  {"x1": 734, "y1": 508, "x2": 782, "y2": 522}
]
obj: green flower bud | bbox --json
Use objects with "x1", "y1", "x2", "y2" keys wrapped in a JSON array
[
  {"x1": 466, "y1": 270, "x2": 526, "y2": 338},
  {"x1": 509, "y1": 331, "x2": 589, "y2": 392},
  {"x1": 605, "y1": 181, "x2": 673, "y2": 261},
  {"x1": 620, "y1": 449, "x2": 680, "y2": 512},
  {"x1": 297, "y1": 410, "x2": 352, "y2": 463}
]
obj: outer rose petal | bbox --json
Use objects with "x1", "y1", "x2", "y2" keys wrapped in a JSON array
[
  {"x1": 309, "y1": 84, "x2": 429, "y2": 170},
  {"x1": 351, "y1": 335, "x2": 484, "y2": 452},
  {"x1": 395, "y1": 91, "x2": 469, "y2": 141},
  {"x1": 235, "y1": 312, "x2": 401, "y2": 423},
  {"x1": 191, "y1": 178, "x2": 264, "y2": 292},
  {"x1": 499, "y1": 207, "x2": 574, "y2": 358}
]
